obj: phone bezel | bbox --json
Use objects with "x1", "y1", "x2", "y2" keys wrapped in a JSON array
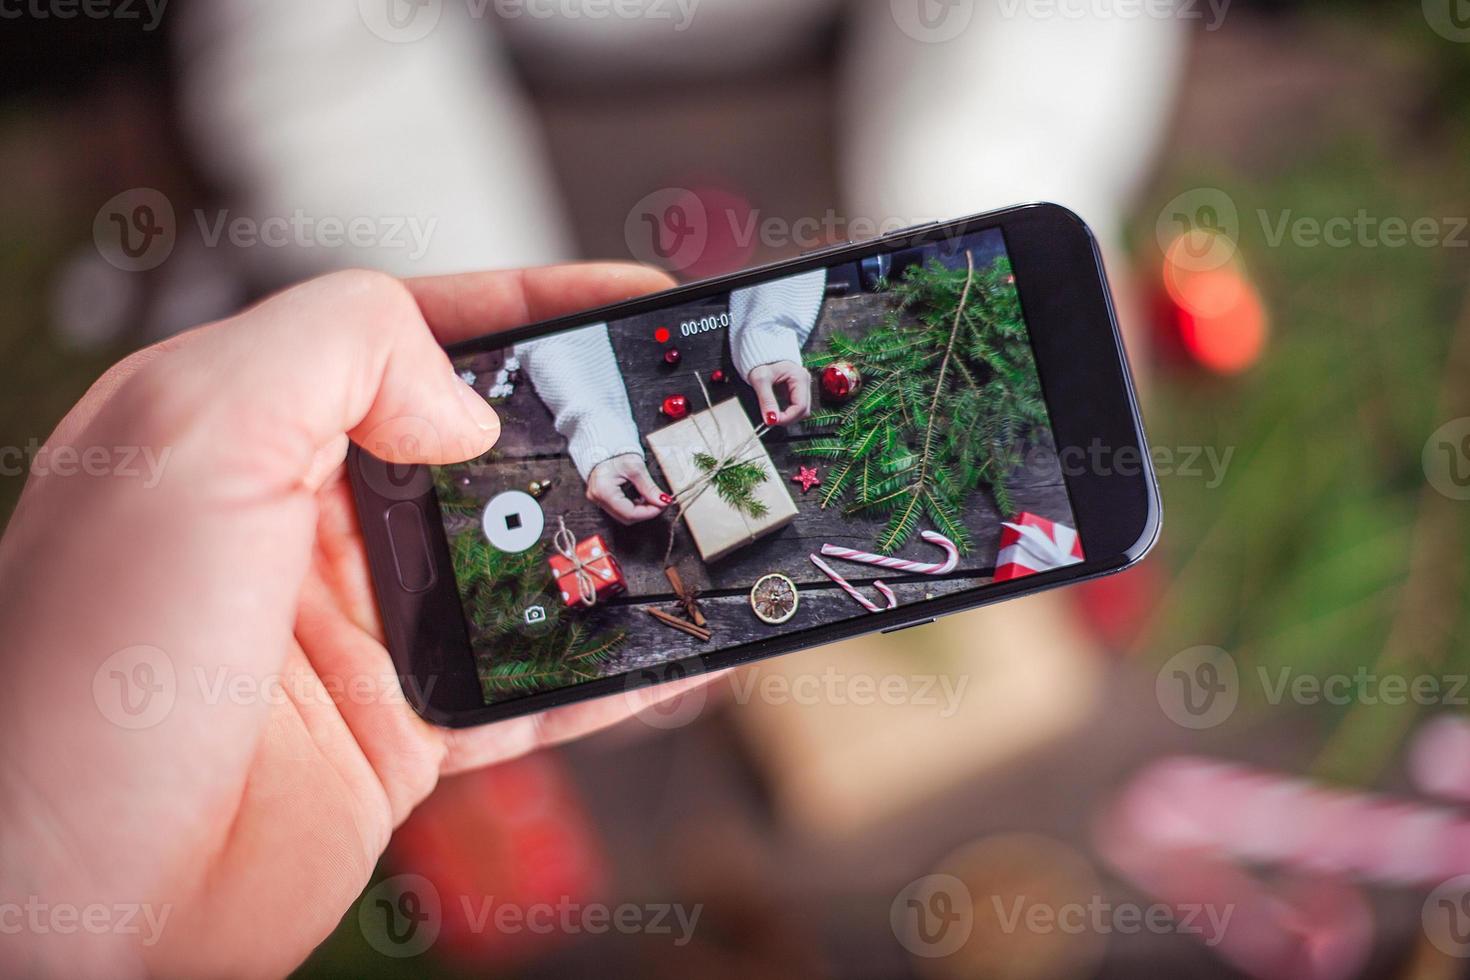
[{"x1": 348, "y1": 202, "x2": 1161, "y2": 728}]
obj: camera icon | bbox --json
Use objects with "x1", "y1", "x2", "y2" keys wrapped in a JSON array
[{"x1": 523, "y1": 605, "x2": 547, "y2": 626}]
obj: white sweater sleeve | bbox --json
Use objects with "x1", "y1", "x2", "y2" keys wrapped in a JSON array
[
  {"x1": 728, "y1": 268, "x2": 828, "y2": 380},
  {"x1": 514, "y1": 325, "x2": 643, "y2": 480}
]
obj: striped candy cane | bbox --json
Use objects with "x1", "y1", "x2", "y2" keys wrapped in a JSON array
[
  {"x1": 809, "y1": 555, "x2": 898, "y2": 613},
  {"x1": 819, "y1": 530, "x2": 960, "y2": 576}
]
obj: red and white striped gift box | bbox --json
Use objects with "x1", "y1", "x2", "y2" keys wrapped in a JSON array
[{"x1": 994, "y1": 512, "x2": 1083, "y2": 581}]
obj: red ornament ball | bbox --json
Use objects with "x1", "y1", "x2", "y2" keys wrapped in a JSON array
[
  {"x1": 660, "y1": 394, "x2": 690, "y2": 420},
  {"x1": 663, "y1": 347, "x2": 682, "y2": 367},
  {"x1": 710, "y1": 368, "x2": 727, "y2": 384},
  {"x1": 820, "y1": 360, "x2": 862, "y2": 401}
]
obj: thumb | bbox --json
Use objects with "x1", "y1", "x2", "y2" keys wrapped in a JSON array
[
  {"x1": 0, "y1": 271, "x2": 498, "y2": 857},
  {"x1": 122, "y1": 270, "x2": 499, "y2": 484}
]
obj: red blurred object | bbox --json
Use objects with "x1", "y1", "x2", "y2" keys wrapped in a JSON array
[
  {"x1": 1158, "y1": 234, "x2": 1269, "y2": 375},
  {"x1": 1073, "y1": 559, "x2": 1161, "y2": 651},
  {"x1": 654, "y1": 327, "x2": 671, "y2": 344},
  {"x1": 387, "y1": 753, "x2": 607, "y2": 967}
]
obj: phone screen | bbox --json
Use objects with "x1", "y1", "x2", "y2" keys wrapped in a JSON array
[{"x1": 437, "y1": 228, "x2": 1083, "y2": 706}]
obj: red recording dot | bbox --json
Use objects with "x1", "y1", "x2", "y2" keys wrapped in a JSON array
[{"x1": 654, "y1": 327, "x2": 670, "y2": 344}]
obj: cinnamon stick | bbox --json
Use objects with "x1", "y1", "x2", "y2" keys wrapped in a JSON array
[
  {"x1": 645, "y1": 606, "x2": 712, "y2": 642},
  {"x1": 664, "y1": 566, "x2": 707, "y2": 627}
]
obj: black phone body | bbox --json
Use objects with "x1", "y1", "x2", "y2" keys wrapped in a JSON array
[{"x1": 350, "y1": 203, "x2": 1160, "y2": 728}]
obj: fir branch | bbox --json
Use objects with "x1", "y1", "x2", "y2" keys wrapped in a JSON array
[{"x1": 694, "y1": 452, "x2": 770, "y2": 519}]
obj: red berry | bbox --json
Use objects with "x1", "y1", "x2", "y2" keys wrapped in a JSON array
[
  {"x1": 660, "y1": 394, "x2": 690, "y2": 420},
  {"x1": 663, "y1": 347, "x2": 682, "y2": 366},
  {"x1": 710, "y1": 369, "x2": 727, "y2": 384}
]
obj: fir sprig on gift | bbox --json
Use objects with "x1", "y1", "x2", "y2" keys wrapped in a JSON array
[
  {"x1": 693, "y1": 452, "x2": 770, "y2": 519},
  {"x1": 434, "y1": 466, "x2": 626, "y2": 698},
  {"x1": 798, "y1": 254, "x2": 1050, "y2": 554}
]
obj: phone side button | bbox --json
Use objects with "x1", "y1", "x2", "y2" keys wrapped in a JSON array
[
  {"x1": 881, "y1": 618, "x2": 934, "y2": 635},
  {"x1": 385, "y1": 501, "x2": 437, "y2": 594}
]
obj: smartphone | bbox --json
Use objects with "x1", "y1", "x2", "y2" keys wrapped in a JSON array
[{"x1": 350, "y1": 203, "x2": 1160, "y2": 727}]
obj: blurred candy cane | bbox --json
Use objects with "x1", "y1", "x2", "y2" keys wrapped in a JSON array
[
  {"x1": 809, "y1": 555, "x2": 897, "y2": 613},
  {"x1": 819, "y1": 530, "x2": 960, "y2": 576}
]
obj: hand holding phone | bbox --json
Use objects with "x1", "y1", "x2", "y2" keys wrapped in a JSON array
[{"x1": 0, "y1": 262, "x2": 707, "y2": 976}]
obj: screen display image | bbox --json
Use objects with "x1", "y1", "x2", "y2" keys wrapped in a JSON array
[{"x1": 436, "y1": 228, "x2": 1084, "y2": 705}]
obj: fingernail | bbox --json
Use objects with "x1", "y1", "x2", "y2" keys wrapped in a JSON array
[
  {"x1": 765, "y1": 411, "x2": 778, "y2": 425},
  {"x1": 456, "y1": 378, "x2": 500, "y2": 432},
  {"x1": 659, "y1": 493, "x2": 673, "y2": 505}
]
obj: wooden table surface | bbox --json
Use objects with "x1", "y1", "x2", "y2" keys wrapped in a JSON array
[{"x1": 449, "y1": 288, "x2": 1076, "y2": 669}]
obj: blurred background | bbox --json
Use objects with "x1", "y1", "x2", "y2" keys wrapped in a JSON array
[{"x1": 4, "y1": 0, "x2": 1470, "y2": 976}]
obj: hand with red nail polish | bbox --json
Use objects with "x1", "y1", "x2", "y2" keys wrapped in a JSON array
[
  {"x1": 747, "y1": 360, "x2": 812, "y2": 428},
  {"x1": 586, "y1": 452, "x2": 671, "y2": 525}
]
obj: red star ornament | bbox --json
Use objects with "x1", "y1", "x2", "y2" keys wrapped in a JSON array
[{"x1": 791, "y1": 465, "x2": 822, "y2": 494}]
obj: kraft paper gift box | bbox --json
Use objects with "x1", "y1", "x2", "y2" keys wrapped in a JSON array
[{"x1": 645, "y1": 398, "x2": 798, "y2": 563}]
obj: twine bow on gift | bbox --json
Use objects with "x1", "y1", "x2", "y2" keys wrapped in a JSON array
[
  {"x1": 554, "y1": 515, "x2": 601, "y2": 608},
  {"x1": 661, "y1": 374, "x2": 773, "y2": 565},
  {"x1": 1000, "y1": 520, "x2": 1080, "y2": 571}
]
